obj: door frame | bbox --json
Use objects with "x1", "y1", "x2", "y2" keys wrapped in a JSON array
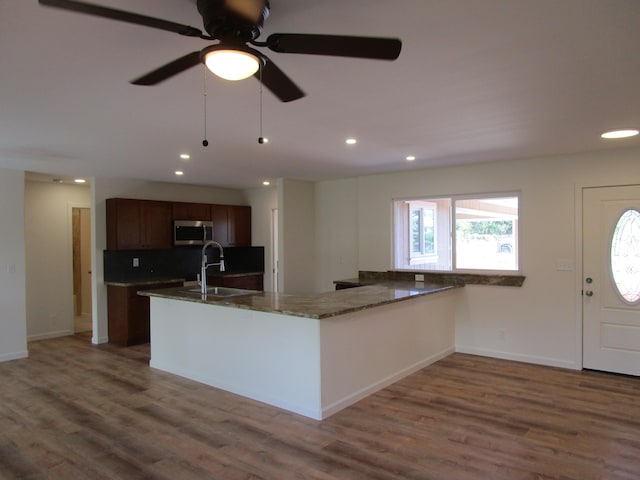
[
  {"x1": 271, "y1": 208, "x2": 279, "y2": 293},
  {"x1": 574, "y1": 182, "x2": 640, "y2": 370},
  {"x1": 69, "y1": 202, "x2": 92, "y2": 332}
]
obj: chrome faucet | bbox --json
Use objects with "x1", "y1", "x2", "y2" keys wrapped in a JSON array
[{"x1": 197, "y1": 240, "x2": 225, "y2": 294}]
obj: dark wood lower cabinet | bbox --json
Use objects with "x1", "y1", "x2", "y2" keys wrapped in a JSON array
[
  {"x1": 108, "y1": 281, "x2": 182, "y2": 346},
  {"x1": 208, "y1": 274, "x2": 263, "y2": 291}
]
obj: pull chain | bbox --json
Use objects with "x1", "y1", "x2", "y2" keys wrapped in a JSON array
[
  {"x1": 202, "y1": 65, "x2": 209, "y2": 147},
  {"x1": 258, "y1": 63, "x2": 266, "y2": 144}
]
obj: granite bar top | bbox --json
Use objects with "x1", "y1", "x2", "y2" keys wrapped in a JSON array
[
  {"x1": 354, "y1": 271, "x2": 525, "y2": 287},
  {"x1": 139, "y1": 281, "x2": 458, "y2": 320}
]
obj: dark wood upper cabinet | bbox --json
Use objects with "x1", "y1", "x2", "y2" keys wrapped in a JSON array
[
  {"x1": 107, "y1": 198, "x2": 251, "y2": 250},
  {"x1": 212, "y1": 204, "x2": 251, "y2": 247},
  {"x1": 229, "y1": 205, "x2": 251, "y2": 247},
  {"x1": 211, "y1": 204, "x2": 230, "y2": 246},
  {"x1": 172, "y1": 202, "x2": 212, "y2": 221},
  {"x1": 107, "y1": 198, "x2": 172, "y2": 250}
]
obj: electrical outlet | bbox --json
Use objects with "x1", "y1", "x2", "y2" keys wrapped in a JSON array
[
  {"x1": 133, "y1": 258, "x2": 140, "y2": 268},
  {"x1": 415, "y1": 274, "x2": 425, "y2": 282}
]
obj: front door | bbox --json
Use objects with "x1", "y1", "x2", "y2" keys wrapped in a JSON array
[{"x1": 583, "y1": 185, "x2": 640, "y2": 375}]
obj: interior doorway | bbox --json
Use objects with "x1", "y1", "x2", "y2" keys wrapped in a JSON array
[
  {"x1": 582, "y1": 185, "x2": 640, "y2": 376},
  {"x1": 72, "y1": 207, "x2": 92, "y2": 333}
]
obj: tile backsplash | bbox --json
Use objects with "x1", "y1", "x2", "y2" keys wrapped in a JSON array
[{"x1": 104, "y1": 246, "x2": 264, "y2": 282}]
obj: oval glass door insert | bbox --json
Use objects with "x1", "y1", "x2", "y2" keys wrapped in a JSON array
[{"x1": 610, "y1": 208, "x2": 640, "y2": 304}]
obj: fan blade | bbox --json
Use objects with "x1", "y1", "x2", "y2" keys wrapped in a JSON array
[
  {"x1": 266, "y1": 33, "x2": 402, "y2": 60},
  {"x1": 131, "y1": 51, "x2": 202, "y2": 86},
  {"x1": 225, "y1": 0, "x2": 267, "y2": 24},
  {"x1": 255, "y1": 55, "x2": 305, "y2": 102},
  {"x1": 39, "y1": 0, "x2": 205, "y2": 38}
]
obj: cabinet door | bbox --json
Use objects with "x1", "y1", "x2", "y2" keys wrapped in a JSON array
[
  {"x1": 127, "y1": 294, "x2": 150, "y2": 344},
  {"x1": 172, "y1": 202, "x2": 212, "y2": 221},
  {"x1": 211, "y1": 205, "x2": 230, "y2": 246},
  {"x1": 228, "y1": 274, "x2": 263, "y2": 290},
  {"x1": 107, "y1": 199, "x2": 142, "y2": 250},
  {"x1": 228, "y1": 205, "x2": 252, "y2": 246},
  {"x1": 107, "y1": 198, "x2": 172, "y2": 250},
  {"x1": 107, "y1": 285, "x2": 130, "y2": 345},
  {"x1": 141, "y1": 201, "x2": 172, "y2": 249},
  {"x1": 211, "y1": 204, "x2": 251, "y2": 246},
  {"x1": 108, "y1": 282, "x2": 182, "y2": 346},
  {"x1": 209, "y1": 274, "x2": 263, "y2": 291}
]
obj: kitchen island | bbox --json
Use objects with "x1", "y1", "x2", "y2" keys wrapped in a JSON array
[{"x1": 140, "y1": 282, "x2": 458, "y2": 420}]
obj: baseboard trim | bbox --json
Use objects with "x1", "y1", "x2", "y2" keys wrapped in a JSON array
[
  {"x1": 150, "y1": 359, "x2": 323, "y2": 420},
  {"x1": 455, "y1": 345, "x2": 579, "y2": 370},
  {"x1": 28, "y1": 330, "x2": 73, "y2": 342},
  {"x1": 321, "y1": 346, "x2": 455, "y2": 419},
  {"x1": 92, "y1": 335, "x2": 109, "y2": 345},
  {"x1": 0, "y1": 350, "x2": 29, "y2": 362}
]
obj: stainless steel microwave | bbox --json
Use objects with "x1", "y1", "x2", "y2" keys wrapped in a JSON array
[{"x1": 173, "y1": 220, "x2": 213, "y2": 246}]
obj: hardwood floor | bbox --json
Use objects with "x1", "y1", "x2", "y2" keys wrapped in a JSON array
[{"x1": 1, "y1": 335, "x2": 639, "y2": 480}]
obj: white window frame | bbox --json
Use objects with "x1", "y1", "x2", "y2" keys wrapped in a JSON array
[
  {"x1": 409, "y1": 201, "x2": 437, "y2": 264},
  {"x1": 393, "y1": 192, "x2": 521, "y2": 275}
]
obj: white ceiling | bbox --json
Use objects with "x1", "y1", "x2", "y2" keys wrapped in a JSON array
[{"x1": 1, "y1": 0, "x2": 639, "y2": 189}]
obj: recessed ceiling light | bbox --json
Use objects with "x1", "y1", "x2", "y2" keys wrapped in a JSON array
[
  {"x1": 406, "y1": 156, "x2": 416, "y2": 162},
  {"x1": 263, "y1": 181, "x2": 271, "y2": 186},
  {"x1": 601, "y1": 129, "x2": 639, "y2": 139},
  {"x1": 175, "y1": 170, "x2": 184, "y2": 176},
  {"x1": 180, "y1": 153, "x2": 190, "y2": 160},
  {"x1": 74, "y1": 178, "x2": 86, "y2": 184},
  {"x1": 346, "y1": 138, "x2": 357, "y2": 145}
]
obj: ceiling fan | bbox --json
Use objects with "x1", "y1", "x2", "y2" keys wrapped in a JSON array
[{"x1": 38, "y1": 0, "x2": 402, "y2": 102}]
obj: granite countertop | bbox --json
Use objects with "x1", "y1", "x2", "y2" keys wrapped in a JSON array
[{"x1": 139, "y1": 281, "x2": 459, "y2": 319}]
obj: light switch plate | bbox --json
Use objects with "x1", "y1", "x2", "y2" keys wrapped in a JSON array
[{"x1": 133, "y1": 258, "x2": 140, "y2": 268}]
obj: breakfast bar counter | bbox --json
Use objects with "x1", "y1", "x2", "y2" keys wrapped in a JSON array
[
  {"x1": 140, "y1": 281, "x2": 456, "y2": 319},
  {"x1": 140, "y1": 281, "x2": 459, "y2": 420}
]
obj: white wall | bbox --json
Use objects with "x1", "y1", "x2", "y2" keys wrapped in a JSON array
[
  {"x1": 92, "y1": 177, "x2": 249, "y2": 344},
  {"x1": 277, "y1": 179, "x2": 316, "y2": 293},
  {"x1": 245, "y1": 185, "x2": 277, "y2": 292},
  {"x1": 24, "y1": 180, "x2": 91, "y2": 340},
  {"x1": 315, "y1": 147, "x2": 640, "y2": 370},
  {"x1": 314, "y1": 178, "x2": 359, "y2": 292},
  {"x1": 0, "y1": 168, "x2": 27, "y2": 361}
]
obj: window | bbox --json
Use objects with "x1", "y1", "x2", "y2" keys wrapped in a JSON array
[
  {"x1": 610, "y1": 208, "x2": 640, "y2": 304},
  {"x1": 410, "y1": 202, "x2": 436, "y2": 257},
  {"x1": 394, "y1": 193, "x2": 519, "y2": 273}
]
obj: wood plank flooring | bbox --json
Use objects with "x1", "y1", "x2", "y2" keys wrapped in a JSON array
[{"x1": 1, "y1": 334, "x2": 639, "y2": 479}]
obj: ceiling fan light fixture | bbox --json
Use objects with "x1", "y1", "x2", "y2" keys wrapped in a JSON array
[{"x1": 204, "y1": 49, "x2": 260, "y2": 81}]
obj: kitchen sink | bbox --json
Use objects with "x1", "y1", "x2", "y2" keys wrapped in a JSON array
[{"x1": 186, "y1": 286, "x2": 258, "y2": 297}]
